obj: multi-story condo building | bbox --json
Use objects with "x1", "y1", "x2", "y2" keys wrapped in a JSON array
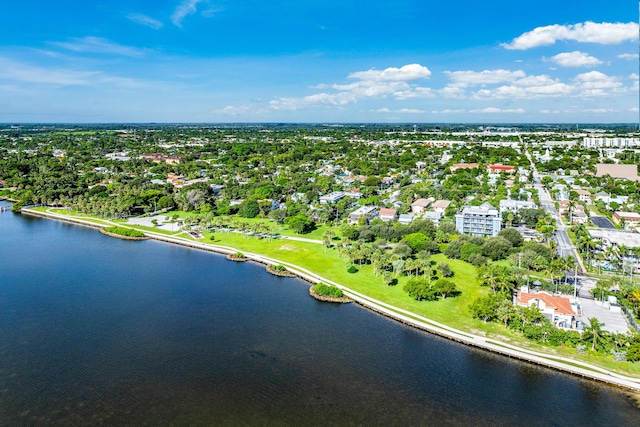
[
  {"x1": 455, "y1": 202, "x2": 502, "y2": 237},
  {"x1": 583, "y1": 137, "x2": 640, "y2": 149}
]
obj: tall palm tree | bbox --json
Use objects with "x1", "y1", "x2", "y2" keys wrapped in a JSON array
[{"x1": 584, "y1": 317, "x2": 605, "y2": 351}]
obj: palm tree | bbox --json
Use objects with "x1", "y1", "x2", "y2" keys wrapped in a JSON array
[
  {"x1": 584, "y1": 317, "x2": 605, "y2": 351},
  {"x1": 322, "y1": 230, "x2": 335, "y2": 253}
]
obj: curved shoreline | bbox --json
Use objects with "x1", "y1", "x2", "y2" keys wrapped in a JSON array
[{"x1": 19, "y1": 208, "x2": 640, "y2": 393}]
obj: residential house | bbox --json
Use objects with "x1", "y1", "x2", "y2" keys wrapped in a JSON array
[
  {"x1": 140, "y1": 154, "x2": 184, "y2": 165},
  {"x1": 571, "y1": 211, "x2": 589, "y2": 224},
  {"x1": 398, "y1": 214, "x2": 415, "y2": 225},
  {"x1": 515, "y1": 291, "x2": 575, "y2": 329},
  {"x1": 558, "y1": 201, "x2": 585, "y2": 218},
  {"x1": 432, "y1": 199, "x2": 451, "y2": 214},
  {"x1": 166, "y1": 173, "x2": 184, "y2": 185},
  {"x1": 348, "y1": 206, "x2": 378, "y2": 225},
  {"x1": 422, "y1": 211, "x2": 443, "y2": 226},
  {"x1": 450, "y1": 163, "x2": 479, "y2": 172},
  {"x1": 574, "y1": 189, "x2": 592, "y2": 204},
  {"x1": 319, "y1": 191, "x2": 345, "y2": 204},
  {"x1": 455, "y1": 202, "x2": 502, "y2": 237},
  {"x1": 411, "y1": 198, "x2": 434, "y2": 214},
  {"x1": 487, "y1": 164, "x2": 516, "y2": 174},
  {"x1": 378, "y1": 208, "x2": 398, "y2": 222},
  {"x1": 499, "y1": 199, "x2": 537, "y2": 214}
]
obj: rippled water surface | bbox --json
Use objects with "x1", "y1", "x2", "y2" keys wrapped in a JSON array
[{"x1": 0, "y1": 203, "x2": 638, "y2": 426}]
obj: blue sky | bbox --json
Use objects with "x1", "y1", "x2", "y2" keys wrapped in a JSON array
[{"x1": 0, "y1": 0, "x2": 638, "y2": 123}]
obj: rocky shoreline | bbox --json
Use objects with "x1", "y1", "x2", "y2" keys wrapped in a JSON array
[{"x1": 226, "y1": 254, "x2": 248, "y2": 262}]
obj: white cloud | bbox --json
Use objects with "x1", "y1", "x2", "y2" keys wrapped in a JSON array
[
  {"x1": 432, "y1": 109, "x2": 466, "y2": 114},
  {"x1": 216, "y1": 105, "x2": 251, "y2": 115},
  {"x1": 469, "y1": 107, "x2": 526, "y2": 114},
  {"x1": 374, "y1": 108, "x2": 425, "y2": 114},
  {"x1": 583, "y1": 108, "x2": 614, "y2": 113},
  {"x1": 573, "y1": 71, "x2": 623, "y2": 97},
  {"x1": 502, "y1": 21, "x2": 638, "y2": 50},
  {"x1": 270, "y1": 64, "x2": 433, "y2": 110},
  {"x1": 172, "y1": 0, "x2": 205, "y2": 28},
  {"x1": 0, "y1": 56, "x2": 97, "y2": 85},
  {"x1": 128, "y1": 13, "x2": 163, "y2": 30},
  {"x1": 348, "y1": 64, "x2": 431, "y2": 82},
  {"x1": 171, "y1": 0, "x2": 220, "y2": 27},
  {"x1": 0, "y1": 56, "x2": 148, "y2": 89},
  {"x1": 548, "y1": 51, "x2": 602, "y2": 67},
  {"x1": 51, "y1": 37, "x2": 146, "y2": 57},
  {"x1": 619, "y1": 53, "x2": 640, "y2": 60},
  {"x1": 445, "y1": 69, "x2": 525, "y2": 87}
]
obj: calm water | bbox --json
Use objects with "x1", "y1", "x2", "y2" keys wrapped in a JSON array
[{"x1": 0, "y1": 202, "x2": 639, "y2": 426}]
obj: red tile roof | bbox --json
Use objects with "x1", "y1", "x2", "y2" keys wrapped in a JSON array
[
  {"x1": 488, "y1": 164, "x2": 516, "y2": 171},
  {"x1": 517, "y1": 292, "x2": 573, "y2": 315}
]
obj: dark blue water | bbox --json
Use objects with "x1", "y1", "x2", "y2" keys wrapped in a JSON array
[{"x1": 0, "y1": 202, "x2": 638, "y2": 426}]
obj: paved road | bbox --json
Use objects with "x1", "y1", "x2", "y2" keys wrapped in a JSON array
[{"x1": 525, "y1": 147, "x2": 585, "y2": 272}]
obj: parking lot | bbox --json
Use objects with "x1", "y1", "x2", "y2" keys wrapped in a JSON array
[{"x1": 590, "y1": 216, "x2": 615, "y2": 229}]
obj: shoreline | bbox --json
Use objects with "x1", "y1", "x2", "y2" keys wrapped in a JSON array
[{"x1": 19, "y1": 207, "x2": 640, "y2": 393}]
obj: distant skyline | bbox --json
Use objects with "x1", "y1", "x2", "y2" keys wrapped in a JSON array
[{"x1": 1, "y1": 1, "x2": 638, "y2": 123}]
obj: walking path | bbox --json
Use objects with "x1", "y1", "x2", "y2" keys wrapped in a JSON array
[{"x1": 21, "y1": 207, "x2": 640, "y2": 393}]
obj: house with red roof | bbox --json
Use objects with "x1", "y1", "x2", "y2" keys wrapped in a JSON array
[
  {"x1": 378, "y1": 208, "x2": 398, "y2": 222},
  {"x1": 450, "y1": 163, "x2": 479, "y2": 172},
  {"x1": 487, "y1": 164, "x2": 516, "y2": 174},
  {"x1": 516, "y1": 291, "x2": 576, "y2": 329}
]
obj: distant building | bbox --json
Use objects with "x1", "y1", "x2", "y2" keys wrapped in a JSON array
[
  {"x1": 398, "y1": 214, "x2": 414, "y2": 225},
  {"x1": 348, "y1": 206, "x2": 378, "y2": 225},
  {"x1": 613, "y1": 211, "x2": 640, "y2": 229},
  {"x1": 574, "y1": 189, "x2": 592, "y2": 204},
  {"x1": 583, "y1": 137, "x2": 640, "y2": 149},
  {"x1": 411, "y1": 198, "x2": 433, "y2": 214},
  {"x1": 450, "y1": 163, "x2": 479, "y2": 172},
  {"x1": 455, "y1": 202, "x2": 502, "y2": 237},
  {"x1": 431, "y1": 199, "x2": 451, "y2": 214},
  {"x1": 422, "y1": 211, "x2": 443, "y2": 226},
  {"x1": 378, "y1": 208, "x2": 398, "y2": 222},
  {"x1": 499, "y1": 199, "x2": 537, "y2": 214},
  {"x1": 595, "y1": 164, "x2": 639, "y2": 181},
  {"x1": 487, "y1": 164, "x2": 516, "y2": 174},
  {"x1": 319, "y1": 191, "x2": 345, "y2": 204}
]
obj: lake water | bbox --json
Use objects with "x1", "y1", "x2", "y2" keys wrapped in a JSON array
[{"x1": 1, "y1": 202, "x2": 639, "y2": 426}]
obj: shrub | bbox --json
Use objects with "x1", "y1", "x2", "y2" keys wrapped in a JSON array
[
  {"x1": 347, "y1": 265, "x2": 358, "y2": 274},
  {"x1": 313, "y1": 283, "x2": 344, "y2": 298},
  {"x1": 272, "y1": 265, "x2": 287, "y2": 271},
  {"x1": 104, "y1": 226, "x2": 145, "y2": 238}
]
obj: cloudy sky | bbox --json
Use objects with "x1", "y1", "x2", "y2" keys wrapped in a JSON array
[{"x1": 0, "y1": 0, "x2": 638, "y2": 123}]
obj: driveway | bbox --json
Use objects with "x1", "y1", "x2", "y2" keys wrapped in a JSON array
[{"x1": 577, "y1": 298, "x2": 629, "y2": 334}]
